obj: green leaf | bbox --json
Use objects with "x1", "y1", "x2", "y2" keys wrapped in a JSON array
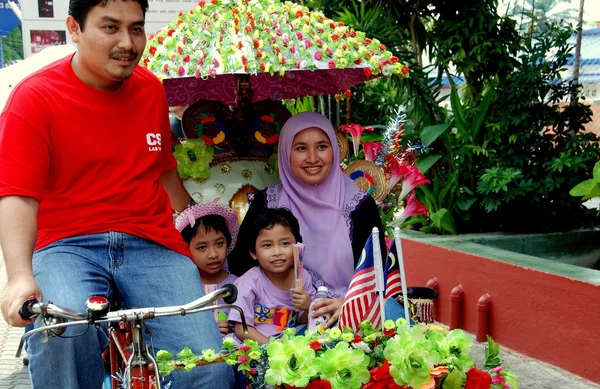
[
  {"x1": 457, "y1": 198, "x2": 477, "y2": 211},
  {"x1": 360, "y1": 133, "x2": 384, "y2": 142},
  {"x1": 593, "y1": 161, "x2": 600, "y2": 181},
  {"x1": 430, "y1": 208, "x2": 457, "y2": 234},
  {"x1": 420, "y1": 225, "x2": 438, "y2": 234},
  {"x1": 415, "y1": 154, "x2": 442, "y2": 174},
  {"x1": 176, "y1": 347, "x2": 195, "y2": 359},
  {"x1": 450, "y1": 86, "x2": 468, "y2": 134},
  {"x1": 421, "y1": 123, "x2": 451, "y2": 147},
  {"x1": 570, "y1": 179, "x2": 599, "y2": 197},
  {"x1": 582, "y1": 183, "x2": 600, "y2": 201},
  {"x1": 472, "y1": 87, "x2": 495, "y2": 140},
  {"x1": 442, "y1": 369, "x2": 464, "y2": 389},
  {"x1": 438, "y1": 172, "x2": 457, "y2": 203}
]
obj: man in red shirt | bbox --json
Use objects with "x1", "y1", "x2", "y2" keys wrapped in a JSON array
[{"x1": 0, "y1": 0, "x2": 233, "y2": 387}]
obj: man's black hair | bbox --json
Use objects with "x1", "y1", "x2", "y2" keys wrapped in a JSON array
[
  {"x1": 69, "y1": 0, "x2": 149, "y2": 30},
  {"x1": 181, "y1": 214, "x2": 232, "y2": 247},
  {"x1": 248, "y1": 208, "x2": 303, "y2": 254}
]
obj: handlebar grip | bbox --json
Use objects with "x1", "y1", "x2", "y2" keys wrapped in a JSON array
[
  {"x1": 19, "y1": 296, "x2": 39, "y2": 320},
  {"x1": 221, "y1": 284, "x2": 237, "y2": 305}
]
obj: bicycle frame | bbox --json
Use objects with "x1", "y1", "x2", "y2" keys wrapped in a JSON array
[{"x1": 17, "y1": 286, "x2": 248, "y2": 389}]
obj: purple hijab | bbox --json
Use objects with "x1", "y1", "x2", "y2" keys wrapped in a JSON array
[{"x1": 273, "y1": 112, "x2": 362, "y2": 296}]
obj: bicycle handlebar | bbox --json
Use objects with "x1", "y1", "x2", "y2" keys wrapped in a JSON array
[{"x1": 16, "y1": 284, "x2": 248, "y2": 358}]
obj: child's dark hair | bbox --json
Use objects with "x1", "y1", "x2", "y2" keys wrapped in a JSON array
[
  {"x1": 248, "y1": 208, "x2": 302, "y2": 254},
  {"x1": 69, "y1": 0, "x2": 149, "y2": 31},
  {"x1": 181, "y1": 215, "x2": 232, "y2": 246}
]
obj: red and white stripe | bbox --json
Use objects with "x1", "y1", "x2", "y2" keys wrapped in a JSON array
[{"x1": 338, "y1": 268, "x2": 381, "y2": 330}]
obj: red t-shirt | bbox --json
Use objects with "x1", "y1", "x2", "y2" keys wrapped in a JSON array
[{"x1": 0, "y1": 54, "x2": 190, "y2": 257}]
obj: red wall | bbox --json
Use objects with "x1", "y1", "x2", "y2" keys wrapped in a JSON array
[{"x1": 402, "y1": 238, "x2": 600, "y2": 383}]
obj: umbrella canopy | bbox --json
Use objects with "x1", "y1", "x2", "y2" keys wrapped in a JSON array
[
  {"x1": 141, "y1": 0, "x2": 409, "y2": 107},
  {"x1": 1, "y1": 44, "x2": 77, "y2": 110}
]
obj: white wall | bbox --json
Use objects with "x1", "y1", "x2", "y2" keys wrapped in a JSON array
[{"x1": 20, "y1": 0, "x2": 195, "y2": 56}]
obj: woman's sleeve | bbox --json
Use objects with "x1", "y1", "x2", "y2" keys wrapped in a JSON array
[
  {"x1": 350, "y1": 195, "x2": 386, "y2": 268},
  {"x1": 228, "y1": 189, "x2": 267, "y2": 276}
]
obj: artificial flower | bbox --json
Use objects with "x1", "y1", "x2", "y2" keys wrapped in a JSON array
[
  {"x1": 340, "y1": 123, "x2": 374, "y2": 157},
  {"x1": 383, "y1": 328, "x2": 433, "y2": 389},
  {"x1": 444, "y1": 329, "x2": 474, "y2": 373},
  {"x1": 264, "y1": 336, "x2": 317, "y2": 387},
  {"x1": 465, "y1": 368, "x2": 492, "y2": 389},
  {"x1": 173, "y1": 138, "x2": 214, "y2": 180},
  {"x1": 364, "y1": 361, "x2": 405, "y2": 389},
  {"x1": 363, "y1": 141, "x2": 383, "y2": 163},
  {"x1": 314, "y1": 342, "x2": 371, "y2": 389}
]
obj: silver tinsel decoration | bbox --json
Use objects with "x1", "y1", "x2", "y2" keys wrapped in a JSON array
[{"x1": 374, "y1": 105, "x2": 407, "y2": 168}]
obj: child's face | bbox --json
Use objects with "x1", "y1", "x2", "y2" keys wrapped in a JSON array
[
  {"x1": 190, "y1": 227, "x2": 228, "y2": 275},
  {"x1": 250, "y1": 224, "x2": 296, "y2": 275}
]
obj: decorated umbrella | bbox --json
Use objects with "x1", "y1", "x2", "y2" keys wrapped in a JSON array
[{"x1": 140, "y1": 0, "x2": 409, "y2": 107}]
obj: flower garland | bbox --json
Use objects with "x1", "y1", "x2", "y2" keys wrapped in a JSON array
[
  {"x1": 156, "y1": 320, "x2": 517, "y2": 389},
  {"x1": 140, "y1": 0, "x2": 410, "y2": 82}
]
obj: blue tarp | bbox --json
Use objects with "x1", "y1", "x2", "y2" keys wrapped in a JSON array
[{"x1": 0, "y1": 0, "x2": 21, "y2": 36}]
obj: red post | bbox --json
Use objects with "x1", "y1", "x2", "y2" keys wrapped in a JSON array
[
  {"x1": 450, "y1": 284, "x2": 464, "y2": 330},
  {"x1": 476, "y1": 293, "x2": 492, "y2": 342}
]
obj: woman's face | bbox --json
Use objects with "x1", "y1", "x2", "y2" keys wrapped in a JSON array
[{"x1": 289, "y1": 127, "x2": 334, "y2": 185}]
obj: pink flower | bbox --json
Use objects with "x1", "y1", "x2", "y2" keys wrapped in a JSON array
[
  {"x1": 195, "y1": 69, "x2": 201, "y2": 78},
  {"x1": 316, "y1": 39, "x2": 324, "y2": 47},
  {"x1": 209, "y1": 68, "x2": 217, "y2": 78},
  {"x1": 182, "y1": 36, "x2": 187, "y2": 45},
  {"x1": 283, "y1": 37, "x2": 290, "y2": 46},
  {"x1": 163, "y1": 63, "x2": 169, "y2": 74},
  {"x1": 339, "y1": 124, "x2": 374, "y2": 157},
  {"x1": 397, "y1": 192, "x2": 428, "y2": 223},
  {"x1": 183, "y1": 55, "x2": 190, "y2": 63},
  {"x1": 491, "y1": 366, "x2": 504, "y2": 374},
  {"x1": 290, "y1": 46, "x2": 296, "y2": 54},
  {"x1": 213, "y1": 58, "x2": 219, "y2": 67},
  {"x1": 328, "y1": 60, "x2": 336, "y2": 69},
  {"x1": 178, "y1": 66, "x2": 185, "y2": 76},
  {"x1": 399, "y1": 165, "x2": 430, "y2": 200},
  {"x1": 304, "y1": 40, "x2": 311, "y2": 49},
  {"x1": 386, "y1": 158, "x2": 411, "y2": 193},
  {"x1": 314, "y1": 51, "x2": 323, "y2": 60},
  {"x1": 296, "y1": 32, "x2": 303, "y2": 40},
  {"x1": 239, "y1": 345, "x2": 251, "y2": 352},
  {"x1": 238, "y1": 355, "x2": 249, "y2": 364},
  {"x1": 362, "y1": 141, "x2": 382, "y2": 163},
  {"x1": 177, "y1": 46, "x2": 183, "y2": 54}
]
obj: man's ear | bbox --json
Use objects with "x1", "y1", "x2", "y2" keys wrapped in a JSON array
[
  {"x1": 249, "y1": 250, "x2": 258, "y2": 261},
  {"x1": 66, "y1": 15, "x2": 81, "y2": 43}
]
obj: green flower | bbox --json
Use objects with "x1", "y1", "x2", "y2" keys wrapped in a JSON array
[
  {"x1": 222, "y1": 337, "x2": 236, "y2": 350},
  {"x1": 329, "y1": 328, "x2": 342, "y2": 339},
  {"x1": 314, "y1": 342, "x2": 370, "y2": 389},
  {"x1": 384, "y1": 328, "x2": 433, "y2": 388},
  {"x1": 173, "y1": 138, "x2": 214, "y2": 180},
  {"x1": 341, "y1": 333, "x2": 355, "y2": 342},
  {"x1": 201, "y1": 349, "x2": 217, "y2": 362},
  {"x1": 445, "y1": 329, "x2": 474, "y2": 373},
  {"x1": 384, "y1": 320, "x2": 396, "y2": 331},
  {"x1": 264, "y1": 336, "x2": 317, "y2": 387},
  {"x1": 363, "y1": 334, "x2": 377, "y2": 344},
  {"x1": 249, "y1": 350, "x2": 262, "y2": 360}
]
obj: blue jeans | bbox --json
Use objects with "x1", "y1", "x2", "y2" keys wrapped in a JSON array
[{"x1": 27, "y1": 232, "x2": 233, "y2": 389}]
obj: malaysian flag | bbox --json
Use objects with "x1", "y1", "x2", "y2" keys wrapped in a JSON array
[
  {"x1": 384, "y1": 240, "x2": 403, "y2": 300},
  {"x1": 338, "y1": 234, "x2": 382, "y2": 331}
]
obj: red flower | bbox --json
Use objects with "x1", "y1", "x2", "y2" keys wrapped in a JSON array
[
  {"x1": 296, "y1": 10, "x2": 303, "y2": 18},
  {"x1": 198, "y1": 1, "x2": 205, "y2": 6},
  {"x1": 344, "y1": 90, "x2": 351, "y2": 98},
  {"x1": 401, "y1": 65, "x2": 409, "y2": 75},
  {"x1": 239, "y1": 345, "x2": 251, "y2": 352},
  {"x1": 148, "y1": 34, "x2": 155, "y2": 40},
  {"x1": 363, "y1": 67, "x2": 373, "y2": 77},
  {"x1": 383, "y1": 327, "x2": 396, "y2": 337},
  {"x1": 157, "y1": 36, "x2": 164, "y2": 44},
  {"x1": 245, "y1": 25, "x2": 252, "y2": 33},
  {"x1": 177, "y1": 19, "x2": 183, "y2": 25},
  {"x1": 253, "y1": 39, "x2": 260, "y2": 48},
  {"x1": 465, "y1": 368, "x2": 492, "y2": 389},
  {"x1": 331, "y1": 33, "x2": 340, "y2": 41},
  {"x1": 329, "y1": 22, "x2": 336, "y2": 29},
  {"x1": 365, "y1": 38, "x2": 372, "y2": 45},
  {"x1": 309, "y1": 340, "x2": 322, "y2": 351},
  {"x1": 183, "y1": 55, "x2": 190, "y2": 63},
  {"x1": 167, "y1": 28, "x2": 175, "y2": 37},
  {"x1": 143, "y1": 58, "x2": 150, "y2": 66},
  {"x1": 379, "y1": 44, "x2": 386, "y2": 51},
  {"x1": 364, "y1": 361, "x2": 405, "y2": 389},
  {"x1": 350, "y1": 31, "x2": 357, "y2": 38},
  {"x1": 391, "y1": 56, "x2": 399, "y2": 63},
  {"x1": 338, "y1": 22, "x2": 344, "y2": 27},
  {"x1": 353, "y1": 335, "x2": 363, "y2": 343},
  {"x1": 148, "y1": 46, "x2": 157, "y2": 55}
]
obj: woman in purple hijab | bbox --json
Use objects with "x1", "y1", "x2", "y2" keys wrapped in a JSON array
[{"x1": 229, "y1": 112, "x2": 385, "y2": 326}]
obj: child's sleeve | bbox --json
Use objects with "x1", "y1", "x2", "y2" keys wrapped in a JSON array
[{"x1": 228, "y1": 279, "x2": 256, "y2": 327}]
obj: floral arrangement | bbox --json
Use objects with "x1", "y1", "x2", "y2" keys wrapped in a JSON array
[
  {"x1": 140, "y1": 0, "x2": 410, "y2": 81},
  {"x1": 340, "y1": 107, "x2": 430, "y2": 232},
  {"x1": 156, "y1": 319, "x2": 517, "y2": 389}
]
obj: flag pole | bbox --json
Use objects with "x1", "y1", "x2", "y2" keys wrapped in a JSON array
[
  {"x1": 394, "y1": 227, "x2": 411, "y2": 327},
  {"x1": 372, "y1": 227, "x2": 386, "y2": 329}
]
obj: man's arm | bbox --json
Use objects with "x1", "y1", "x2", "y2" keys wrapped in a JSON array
[
  {"x1": 0, "y1": 195, "x2": 42, "y2": 326},
  {"x1": 160, "y1": 168, "x2": 192, "y2": 212}
]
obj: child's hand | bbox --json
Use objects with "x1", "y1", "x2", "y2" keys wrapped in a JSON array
[
  {"x1": 292, "y1": 287, "x2": 311, "y2": 311},
  {"x1": 218, "y1": 320, "x2": 232, "y2": 336}
]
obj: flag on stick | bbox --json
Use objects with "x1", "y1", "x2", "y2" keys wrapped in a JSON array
[{"x1": 338, "y1": 232, "x2": 383, "y2": 331}]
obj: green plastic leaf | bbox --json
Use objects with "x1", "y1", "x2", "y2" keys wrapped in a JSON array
[
  {"x1": 420, "y1": 123, "x2": 451, "y2": 147},
  {"x1": 430, "y1": 208, "x2": 457, "y2": 235},
  {"x1": 177, "y1": 347, "x2": 195, "y2": 359},
  {"x1": 155, "y1": 350, "x2": 174, "y2": 361},
  {"x1": 570, "y1": 179, "x2": 598, "y2": 197},
  {"x1": 158, "y1": 361, "x2": 175, "y2": 377},
  {"x1": 593, "y1": 161, "x2": 600, "y2": 181},
  {"x1": 415, "y1": 154, "x2": 442, "y2": 174},
  {"x1": 442, "y1": 369, "x2": 464, "y2": 389}
]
